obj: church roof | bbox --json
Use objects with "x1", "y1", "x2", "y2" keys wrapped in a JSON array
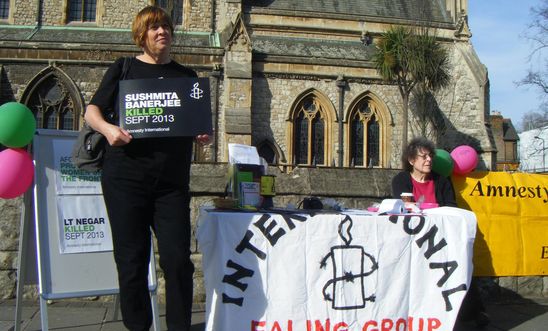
[{"x1": 245, "y1": 0, "x2": 452, "y2": 24}]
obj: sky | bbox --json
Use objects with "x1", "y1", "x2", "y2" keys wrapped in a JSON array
[{"x1": 468, "y1": 0, "x2": 545, "y2": 130}]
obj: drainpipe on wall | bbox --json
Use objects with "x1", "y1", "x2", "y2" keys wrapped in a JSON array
[
  {"x1": 336, "y1": 76, "x2": 346, "y2": 167},
  {"x1": 26, "y1": 0, "x2": 43, "y2": 40},
  {"x1": 210, "y1": 65, "x2": 221, "y2": 162},
  {"x1": 209, "y1": 0, "x2": 217, "y2": 46}
]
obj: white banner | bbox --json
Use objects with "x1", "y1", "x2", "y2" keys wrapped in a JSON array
[
  {"x1": 53, "y1": 138, "x2": 102, "y2": 195},
  {"x1": 197, "y1": 207, "x2": 477, "y2": 331},
  {"x1": 56, "y1": 195, "x2": 113, "y2": 254}
]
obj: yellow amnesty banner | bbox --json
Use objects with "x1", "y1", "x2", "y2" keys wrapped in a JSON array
[{"x1": 452, "y1": 171, "x2": 548, "y2": 276}]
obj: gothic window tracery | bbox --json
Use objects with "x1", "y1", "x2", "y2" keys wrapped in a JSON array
[
  {"x1": 291, "y1": 94, "x2": 330, "y2": 166},
  {"x1": 21, "y1": 68, "x2": 83, "y2": 131},
  {"x1": 348, "y1": 97, "x2": 385, "y2": 167}
]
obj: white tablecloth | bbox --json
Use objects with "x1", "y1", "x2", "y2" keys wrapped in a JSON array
[{"x1": 197, "y1": 207, "x2": 477, "y2": 331}]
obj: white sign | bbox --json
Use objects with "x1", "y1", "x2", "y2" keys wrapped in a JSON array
[
  {"x1": 197, "y1": 207, "x2": 476, "y2": 331},
  {"x1": 228, "y1": 143, "x2": 260, "y2": 165},
  {"x1": 56, "y1": 195, "x2": 113, "y2": 254},
  {"x1": 53, "y1": 139, "x2": 102, "y2": 195}
]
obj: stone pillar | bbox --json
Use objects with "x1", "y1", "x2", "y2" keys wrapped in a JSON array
[
  {"x1": 336, "y1": 76, "x2": 346, "y2": 167},
  {"x1": 222, "y1": 16, "x2": 253, "y2": 161}
]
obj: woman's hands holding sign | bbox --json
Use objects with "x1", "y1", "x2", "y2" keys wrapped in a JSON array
[{"x1": 84, "y1": 104, "x2": 132, "y2": 146}]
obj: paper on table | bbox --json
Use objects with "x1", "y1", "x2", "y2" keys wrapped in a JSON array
[{"x1": 228, "y1": 143, "x2": 260, "y2": 165}]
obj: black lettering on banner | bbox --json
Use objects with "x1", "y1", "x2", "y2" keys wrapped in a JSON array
[
  {"x1": 403, "y1": 215, "x2": 425, "y2": 234},
  {"x1": 469, "y1": 180, "x2": 548, "y2": 202},
  {"x1": 542, "y1": 246, "x2": 548, "y2": 259},
  {"x1": 222, "y1": 293, "x2": 244, "y2": 306},
  {"x1": 222, "y1": 259, "x2": 254, "y2": 291},
  {"x1": 222, "y1": 259, "x2": 254, "y2": 307},
  {"x1": 430, "y1": 261, "x2": 459, "y2": 287},
  {"x1": 235, "y1": 230, "x2": 267, "y2": 260},
  {"x1": 441, "y1": 284, "x2": 467, "y2": 311},
  {"x1": 486, "y1": 185, "x2": 504, "y2": 197},
  {"x1": 469, "y1": 181, "x2": 484, "y2": 196},
  {"x1": 254, "y1": 214, "x2": 286, "y2": 246},
  {"x1": 415, "y1": 225, "x2": 447, "y2": 259},
  {"x1": 278, "y1": 213, "x2": 308, "y2": 230},
  {"x1": 388, "y1": 215, "x2": 399, "y2": 224}
]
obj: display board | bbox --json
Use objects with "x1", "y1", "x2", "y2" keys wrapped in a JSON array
[{"x1": 32, "y1": 129, "x2": 157, "y2": 299}]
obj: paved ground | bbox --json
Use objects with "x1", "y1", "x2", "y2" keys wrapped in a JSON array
[{"x1": 1, "y1": 297, "x2": 547, "y2": 331}]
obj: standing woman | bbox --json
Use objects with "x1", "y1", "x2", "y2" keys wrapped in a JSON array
[
  {"x1": 85, "y1": 6, "x2": 209, "y2": 331},
  {"x1": 391, "y1": 137, "x2": 457, "y2": 207}
]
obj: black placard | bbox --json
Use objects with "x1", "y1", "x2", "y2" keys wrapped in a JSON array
[{"x1": 119, "y1": 77, "x2": 212, "y2": 138}]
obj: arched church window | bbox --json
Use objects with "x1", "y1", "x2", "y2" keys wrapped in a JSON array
[
  {"x1": 349, "y1": 98, "x2": 382, "y2": 167},
  {"x1": 292, "y1": 95, "x2": 328, "y2": 166},
  {"x1": 21, "y1": 68, "x2": 84, "y2": 131}
]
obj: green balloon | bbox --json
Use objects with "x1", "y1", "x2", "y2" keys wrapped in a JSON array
[
  {"x1": 0, "y1": 102, "x2": 36, "y2": 148},
  {"x1": 432, "y1": 148, "x2": 453, "y2": 177}
]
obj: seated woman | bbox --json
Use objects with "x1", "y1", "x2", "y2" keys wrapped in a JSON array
[
  {"x1": 391, "y1": 137, "x2": 489, "y2": 328},
  {"x1": 391, "y1": 137, "x2": 457, "y2": 207}
]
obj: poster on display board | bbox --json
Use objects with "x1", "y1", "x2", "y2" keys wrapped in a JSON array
[
  {"x1": 56, "y1": 195, "x2": 113, "y2": 254},
  {"x1": 53, "y1": 139, "x2": 102, "y2": 195},
  {"x1": 49, "y1": 132, "x2": 113, "y2": 254}
]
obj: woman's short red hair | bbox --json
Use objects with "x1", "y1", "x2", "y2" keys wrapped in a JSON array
[{"x1": 131, "y1": 6, "x2": 174, "y2": 47}]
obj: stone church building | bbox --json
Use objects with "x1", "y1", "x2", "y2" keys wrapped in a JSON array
[
  {"x1": 0, "y1": 0, "x2": 495, "y2": 168},
  {"x1": 1, "y1": 0, "x2": 517, "y2": 302}
]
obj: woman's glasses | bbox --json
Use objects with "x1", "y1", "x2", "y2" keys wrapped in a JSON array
[{"x1": 416, "y1": 153, "x2": 433, "y2": 160}]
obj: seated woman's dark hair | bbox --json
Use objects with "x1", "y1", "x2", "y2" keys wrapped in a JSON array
[{"x1": 401, "y1": 137, "x2": 436, "y2": 172}]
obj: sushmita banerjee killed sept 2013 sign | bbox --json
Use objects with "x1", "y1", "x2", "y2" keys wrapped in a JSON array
[{"x1": 118, "y1": 77, "x2": 212, "y2": 138}]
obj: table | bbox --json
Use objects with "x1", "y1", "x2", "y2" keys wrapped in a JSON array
[{"x1": 197, "y1": 207, "x2": 477, "y2": 331}]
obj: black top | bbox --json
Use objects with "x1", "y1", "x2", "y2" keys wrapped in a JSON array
[
  {"x1": 90, "y1": 57, "x2": 198, "y2": 190},
  {"x1": 391, "y1": 171, "x2": 457, "y2": 207}
]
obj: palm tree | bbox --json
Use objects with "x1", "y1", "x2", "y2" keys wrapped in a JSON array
[{"x1": 373, "y1": 25, "x2": 450, "y2": 153}]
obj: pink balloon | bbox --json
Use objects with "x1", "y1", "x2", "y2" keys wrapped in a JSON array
[
  {"x1": 0, "y1": 148, "x2": 35, "y2": 199},
  {"x1": 451, "y1": 145, "x2": 478, "y2": 176}
]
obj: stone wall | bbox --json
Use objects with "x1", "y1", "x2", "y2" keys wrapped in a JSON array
[
  {"x1": 185, "y1": 0, "x2": 213, "y2": 32},
  {"x1": 0, "y1": 197, "x2": 21, "y2": 299},
  {"x1": 101, "y1": 1, "x2": 147, "y2": 28},
  {"x1": 1, "y1": 164, "x2": 546, "y2": 303}
]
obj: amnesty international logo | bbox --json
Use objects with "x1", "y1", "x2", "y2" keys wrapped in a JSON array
[
  {"x1": 320, "y1": 215, "x2": 378, "y2": 310},
  {"x1": 190, "y1": 82, "x2": 204, "y2": 100}
]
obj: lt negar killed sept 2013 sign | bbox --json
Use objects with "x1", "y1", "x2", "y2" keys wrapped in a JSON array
[{"x1": 119, "y1": 77, "x2": 212, "y2": 138}]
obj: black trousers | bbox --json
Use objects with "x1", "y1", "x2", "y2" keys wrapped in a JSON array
[{"x1": 102, "y1": 160, "x2": 194, "y2": 331}]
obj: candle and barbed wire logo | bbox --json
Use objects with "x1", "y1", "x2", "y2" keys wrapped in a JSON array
[
  {"x1": 320, "y1": 215, "x2": 378, "y2": 310},
  {"x1": 190, "y1": 82, "x2": 204, "y2": 100}
]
